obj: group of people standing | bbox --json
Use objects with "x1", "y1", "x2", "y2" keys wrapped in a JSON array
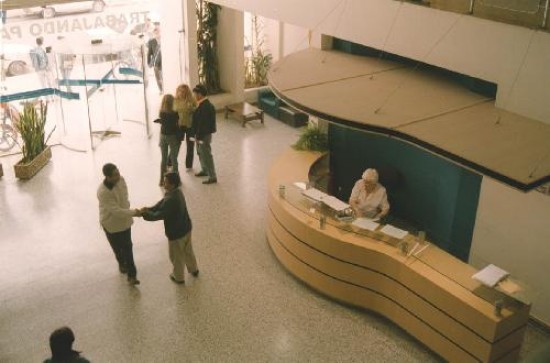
[{"x1": 156, "y1": 83, "x2": 217, "y2": 185}]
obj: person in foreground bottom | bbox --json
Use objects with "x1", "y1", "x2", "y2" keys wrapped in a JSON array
[
  {"x1": 44, "y1": 326, "x2": 90, "y2": 363},
  {"x1": 141, "y1": 172, "x2": 199, "y2": 284}
]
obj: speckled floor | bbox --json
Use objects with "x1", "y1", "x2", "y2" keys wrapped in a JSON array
[{"x1": 0, "y1": 97, "x2": 548, "y2": 362}]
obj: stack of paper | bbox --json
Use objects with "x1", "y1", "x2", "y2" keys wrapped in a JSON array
[
  {"x1": 302, "y1": 188, "x2": 326, "y2": 202},
  {"x1": 293, "y1": 182, "x2": 307, "y2": 190},
  {"x1": 380, "y1": 224, "x2": 408, "y2": 239},
  {"x1": 352, "y1": 218, "x2": 380, "y2": 231},
  {"x1": 323, "y1": 196, "x2": 350, "y2": 212},
  {"x1": 472, "y1": 264, "x2": 509, "y2": 287}
]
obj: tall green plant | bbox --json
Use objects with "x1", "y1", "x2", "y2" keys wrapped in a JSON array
[
  {"x1": 16, "y1": 101, "x2": 55, "y2": 163},
  {"x1": 196, "y1": 0, "x2": 221, "y2": 94},
  {"x1": 244, "y1": 15, "x2": 272, "y2": 88}
]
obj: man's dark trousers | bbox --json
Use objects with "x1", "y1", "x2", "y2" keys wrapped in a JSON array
[{"x1": 104, "y1": 228, "x2": 137, "y2": 279}]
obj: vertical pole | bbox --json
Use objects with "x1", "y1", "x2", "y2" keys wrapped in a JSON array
[
  {"x1": 141, "y1": 44, "x2": 151, "y2": 138},
  {"x1": 543, "y1": 0, "x2": 549, "y2": 28},
  {"x1": 54, "y1": 53, "x2": 67, "y2": 135},
  {"x1": 111, "y1": 54, "x2": 120, "y2": 124},
  {"x1": 469, "y1": 0, "x2": 475, "y2": 14},
  {"x1": 82, "y1": 55, "x2": 94, "y2": 150}
]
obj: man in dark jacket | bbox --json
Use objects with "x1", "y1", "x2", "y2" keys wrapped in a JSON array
[
  {"x1": 44, "y1": 327, "x2": 90, "y2": 363},
  {"x1": 142, "y1": 173, "x2": 199, "y2": 284},
  {"x1": 147, "y1": 25, "x2": 163, "y2": 93},
  {"x1": 191, "y1": 84, "x2": 217, "y2": 184}
]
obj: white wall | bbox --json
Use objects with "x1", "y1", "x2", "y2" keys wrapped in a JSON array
[
  {"x1": 264, "y1": 17, "x2": 281, "y2": 62},
  {"x1": 158, "y1": 0, "x2": 186, "y2": 94},
  {"x1": 217, "y1": 7, "x2": 244, "y2": 102},
  {"x1": 207, "y1": 0, "x2": 550, "y2": 325},
  {"x1": 470, "y1": 179, "x2": 550, "y2": 324}
]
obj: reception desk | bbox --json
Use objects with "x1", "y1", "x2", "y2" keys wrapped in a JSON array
[{"x1": 266, "y1": 149, "x2": 531, "y2": 362}]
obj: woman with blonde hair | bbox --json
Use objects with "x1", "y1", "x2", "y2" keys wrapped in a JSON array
[
  {"x1": 155, "y1": 94, "x2": 180, "y2": 185},
  {"x1": 173, "y1": 84, "x2": 197, "y2": 170}
]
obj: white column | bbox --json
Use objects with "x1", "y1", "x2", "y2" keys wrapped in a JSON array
[
  {"x1": 217, "y1": 6, "x2": 244, "y2": 103},
  {"x1": 159, "y1": 0, "x2": 186, "y2": 94},
  {"x1": 183, "y1": 0, "x2": 199, "y2": 88}
]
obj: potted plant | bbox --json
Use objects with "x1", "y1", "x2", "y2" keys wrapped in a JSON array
[
  {"x1": 197, "y1": 0, "x2": 222, "y2": 94},
  {"x1": 244, "y1": 15, "x2": 273, "y2": 89},
  {"x1": 293, "y1": 124, "x2": 329, "y2": 152},
  {"x1": 13, "y1": 101, "x2": 55, "y2": 179}
]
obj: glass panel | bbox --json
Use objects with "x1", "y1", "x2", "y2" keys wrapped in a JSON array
[{"x1": 1, "y1": 43, "x2": 61, "y2": 156}]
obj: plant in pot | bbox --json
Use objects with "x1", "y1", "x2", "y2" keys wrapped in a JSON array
[
  {"x1": 244, "y1": 15, "x2": 273, "y2": 88},
  {"x1": 196, "y1": 0, "x2": 222, "y2": 94},
  {"x1": 293, "y1": 124, "x2": 329, "y2": 152},
  {"x1": 13, "y1": 101, "x2": 55, "y2": 179}
]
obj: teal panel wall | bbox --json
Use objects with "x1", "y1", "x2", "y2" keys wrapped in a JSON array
[{"x1": 329, "y1": 125, "x2": 481, "y2": 261}]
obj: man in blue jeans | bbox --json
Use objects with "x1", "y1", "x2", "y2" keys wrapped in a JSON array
[
  {"x1": 191, "y1": 84, "x2": 217, "y2": 184},
  {"x1": 97, "y1": 163, "x2": 141, "y2": 285}
]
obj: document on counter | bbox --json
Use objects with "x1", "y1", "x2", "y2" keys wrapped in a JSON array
[
  {"x1": 380, "y1": 224, "x2": 409, "y2": 239},
  {"x1": 472, "y1": 264, "x2": 509, "y2": 287},
  {"x1": 352, "y1": 218, "x2": 380, "y2": 231},
  {"x1": 302, "y1": 187, "x2": 326, "y2": 202},
  {"x1": 293, "y1": 182, "x2": 307, "y2": 190},
  {"x1": 323, "y1": 196, "x2": 350, "y2": 212}
]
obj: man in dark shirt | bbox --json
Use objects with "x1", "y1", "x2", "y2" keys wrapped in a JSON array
[
  {"x1": 147, "y1": 24, "x2": 163, "y2": 93},
  {"x1": 43, "y1": 327, "x2": 90, "y2": 363},
  {"x1": 191, "y1": 84, "x2": 217, "y2": 184},
  {"x1": 142, "y1": 173, "x2": 199, "y2": 284}
]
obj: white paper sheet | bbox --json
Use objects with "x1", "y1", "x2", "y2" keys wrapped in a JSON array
[
  {"x1": 352, "y1": 218, "x2": 380, "y2": 231},
  {"x1": 380, "y1": 224, "x2": 409, "y2": 239},
  {"x1": 293, "y1": 182, "x2": 307, "y2": 190},
  {"x1": 302, "y1": 188, "x2": 326, "y2": 202},
  {"x1": 472, "y1": 264, "x2": 509, "y2": 287},
  {"x1": 323, "y1": 196, "x2": 350, "y2": 212}
]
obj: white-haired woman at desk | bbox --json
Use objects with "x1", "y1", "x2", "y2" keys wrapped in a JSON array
[{"x1": 349, "y1": 168, "x2": 390, "y2": 220}]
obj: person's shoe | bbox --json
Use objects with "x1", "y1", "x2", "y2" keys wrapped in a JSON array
[
  {"x1": 169, "y1": 274, "x2": 185, "y2": 284},
  {"x1": 195, "y1": 171, "x2": 208, "y2": 177},
  {"x1": 119, "y1": 266, "x2": 128, "y2": 274},
  {"x1": 202, "y1": 178, "x2": 217, "y2": 185},
  {"x1": 191, "y1": 270, "x2": 199, "y2": 277},
  {"x1": 128, "y1": 277, "x2": 140, "y2": 285}
]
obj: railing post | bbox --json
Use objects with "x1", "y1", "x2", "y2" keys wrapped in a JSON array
[{"x1": 543, "y1": 0, "x2": 550, "y2": 29}]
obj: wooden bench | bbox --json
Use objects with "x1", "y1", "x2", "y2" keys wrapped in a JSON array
[{"x1": 224, "y1": 102, "x2": 264, "y2": 127}]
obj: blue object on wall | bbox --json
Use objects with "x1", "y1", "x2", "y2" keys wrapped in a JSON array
[{"x1": 329, "y1": 124, "x2": 481, "y2": 262}]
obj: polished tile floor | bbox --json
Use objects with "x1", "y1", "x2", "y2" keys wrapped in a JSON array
[{"x1": 0, "y1": 102, "x2": 549, "y2": 362}]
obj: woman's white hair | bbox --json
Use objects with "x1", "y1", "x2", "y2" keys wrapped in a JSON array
[{"x1": 362, "y1": 168, "x2": 378, "y2": 183}]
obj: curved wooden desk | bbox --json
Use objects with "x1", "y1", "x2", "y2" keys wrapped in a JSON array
[{"x1": 267, "y1": 149, "x2": 530, "y2": 363}]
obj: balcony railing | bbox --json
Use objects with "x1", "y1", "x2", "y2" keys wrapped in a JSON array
[{"x1": 404, "y1": 0, "x2": 550, "y2": 30}]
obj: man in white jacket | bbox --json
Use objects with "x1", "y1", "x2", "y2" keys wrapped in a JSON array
[{"x1": 97, "y1": 163, "x2": 141, "y2": 285}]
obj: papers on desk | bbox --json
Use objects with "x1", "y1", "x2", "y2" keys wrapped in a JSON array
[
  {"x1": 380, "y1": 224, "x2": 408, "y2": 239},
  {"x1": 293, "y1": 182, "x2": 307, "y2": 190},
  {"x1": 472, "y1": 264, "x2": 509, "y2": 288},
  {"x1": 302, "y1": 187, "x2": 325, "y2": 202},
  {"x1": 352, "y1": 218, "x2": 380, "y2": 231},
  {"x1": 301, "y1": 187, "x2": 351, "y2": 212},
  {"x1": 323, "y1": 196, "x2": 350, "y2": 212}
]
